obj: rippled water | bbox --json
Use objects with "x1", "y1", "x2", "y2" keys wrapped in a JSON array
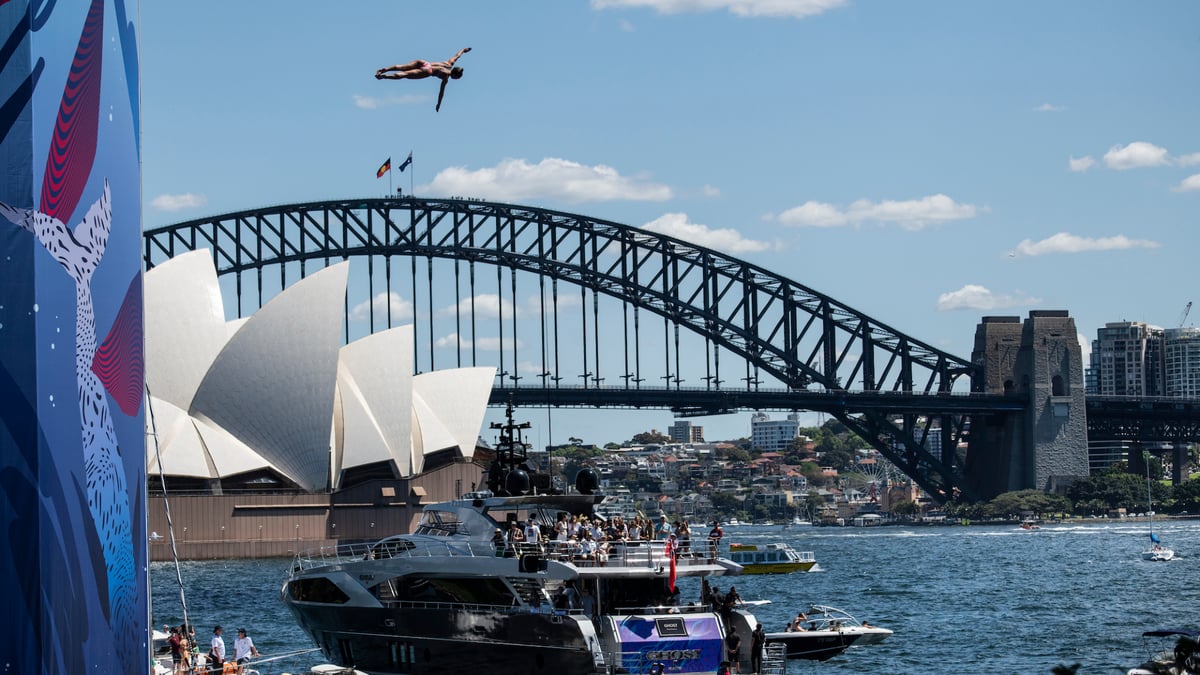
[{"x1": 151, "y1": 520, "x2": 1200, "y2": 675}]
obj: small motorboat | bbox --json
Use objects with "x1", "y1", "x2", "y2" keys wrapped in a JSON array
[
  {"x1": 1126, "y1": 629, "x2": 1199, "y2": 674},
  {"x1": 1019, "y1": 520, "x2": 1040, "y2": 531},
  {"x1": 727, "y1": 542, "x2": 816, "y2": 574},
  {"x1": 803, "y1": 605, "x2": 894, "y2": 646}
]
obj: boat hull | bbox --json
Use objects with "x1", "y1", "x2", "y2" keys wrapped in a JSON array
[
  {"x1": 763, "y1": 631, "x2": 859, "y2": 661},
  {"x1": 737, "y1": 561, "x2": 817, "y2": 574},
  {"x1": 286, "y1": 604, "x2": 597, "y2": 675}
]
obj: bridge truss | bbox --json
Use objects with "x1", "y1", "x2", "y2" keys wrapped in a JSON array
[{"x1": 144, "y1": 196, "x2": 1004, "y2": 502}]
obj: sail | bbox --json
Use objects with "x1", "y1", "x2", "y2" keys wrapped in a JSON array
[{"x1": 1150, "y1": 532, "x2": 1160, "y2": 544}]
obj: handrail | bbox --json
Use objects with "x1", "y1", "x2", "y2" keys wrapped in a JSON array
[{"x1": 292, "y1": 536, "x2": 725, "y2": 572}]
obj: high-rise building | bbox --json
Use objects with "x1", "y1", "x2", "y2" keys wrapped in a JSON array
[
  {"x1": 750, "y1": 412, "x2": 801, "y2": 452},
  {"x1": 668, "y1": 420, "x2": 705, "y2": 443},
  {"x1": 1165, "y1": 327, "x2": 1200, "y2": 398},
  {"x1": 1087, "y1": 321, "x2": 1165, "y2": 396}
]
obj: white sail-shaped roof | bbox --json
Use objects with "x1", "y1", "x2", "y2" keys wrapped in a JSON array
[
  {"x1": 144, "y1": 253, "x2": 497, "y2": 492},
  {"x1": 143, "y1": 250, "x2": 230, "y2": 410},
  {"x1": 333, "y1": 326, "x2": 415, "y2": 488},
  {"x1": 411, "y1": 367, "x2": 495, "y2": 473},
  {"x1": 189, "y1": 263, "x2": 349, "y2": 492},
  {"x1": 146, "y1": 396, "x2": 214, "y2": 478}
]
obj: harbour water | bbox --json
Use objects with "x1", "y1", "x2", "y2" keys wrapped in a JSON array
[{"x1": 151, "y1": 519, "x2": 1200, "y2": 674}]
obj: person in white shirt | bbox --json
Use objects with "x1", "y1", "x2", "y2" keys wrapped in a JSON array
[
  {"x1": 233, "y1": 628, "x2": 260, "y2": 673},
  {"x1": 210, "y1": 625, "x2": 226, "y2": 668},
  {"x1": 523, "y1": 517, "x2": 541, "y2": 546}
]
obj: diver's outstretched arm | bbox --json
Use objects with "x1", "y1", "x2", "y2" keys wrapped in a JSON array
[{"x1": 446, "y1": 47, "x2": 472, "y2": 67}]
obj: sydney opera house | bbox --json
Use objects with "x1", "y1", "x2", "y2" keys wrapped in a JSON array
[{"x1": 144, "y1": 251, "x2": 494, "y2": 559}]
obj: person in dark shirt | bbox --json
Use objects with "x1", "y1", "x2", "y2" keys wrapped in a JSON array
[
  {"x1": 751, "y1": 623, "x2": 766, "y2": 674},
  {"x1": 725, "y1": 632, "x2": 742, "y2": 673}
]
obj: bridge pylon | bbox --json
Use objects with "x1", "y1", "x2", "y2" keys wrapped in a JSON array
[{"x1": 966, "y1": 311, "x2": 1089, "y2": 499}]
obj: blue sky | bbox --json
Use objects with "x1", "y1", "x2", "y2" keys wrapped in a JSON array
[{"x1": 142, "y1": 1, "x2": 1199, "y2": 446}]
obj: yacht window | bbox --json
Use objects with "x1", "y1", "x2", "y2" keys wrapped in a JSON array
[
  {"x1": 415, "y1": 510, "x2": 467, "y2": 536},
  {"x1": 288, "y1": 577, "x2": 351, "y2": 604},
  {"x1": 376, "y1": 576, "x2": 515, "y2": 605}
]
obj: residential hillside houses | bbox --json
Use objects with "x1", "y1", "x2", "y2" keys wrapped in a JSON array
[{"x1": 546, "y1": 438, "x2": 923, "y2": 525}]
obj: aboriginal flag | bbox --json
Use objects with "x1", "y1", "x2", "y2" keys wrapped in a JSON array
[{"x1": 376, "y1": 158, "x2": 391, "y2": 178}]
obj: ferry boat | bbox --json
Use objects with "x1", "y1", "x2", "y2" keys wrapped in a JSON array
[
  {"x1": 281, "y1": 405, "x2": 775, "y2": 675},
  {"x1": 727, "y1": 543, "x2": 816, "y2": 574}
]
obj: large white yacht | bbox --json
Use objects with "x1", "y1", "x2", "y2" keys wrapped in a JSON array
[{"x1": 281, "y1": 406, "x2": 770, "y2": 675}]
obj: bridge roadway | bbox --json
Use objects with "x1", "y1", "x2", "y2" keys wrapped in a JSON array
[
  {"x1": 489, "y1": 385, "x2": 1028, "y2": 417},
  {"x1": 490, "y1": 386, "x2": 1200, "y2": 443}
]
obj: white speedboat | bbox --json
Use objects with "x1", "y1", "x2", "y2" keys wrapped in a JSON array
[
  {"x1": 762, "y1": 628, "x2": 859, "y2": 661},
  {"x1": 803, "y1": 605, "x2": 894, "y2": 646}
]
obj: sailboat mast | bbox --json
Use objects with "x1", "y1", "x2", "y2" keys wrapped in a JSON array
[{"x1": 146, "y1": 390, "x2": 191, "y2": 631}]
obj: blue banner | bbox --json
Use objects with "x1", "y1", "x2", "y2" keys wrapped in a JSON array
[{"x1": 0, "y1": 1, "x2": 145, "y2": 673}]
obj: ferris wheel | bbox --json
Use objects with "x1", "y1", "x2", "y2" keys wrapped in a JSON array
[{"x1": 844, "y1": 461, "x2": 895, "y2": 502}]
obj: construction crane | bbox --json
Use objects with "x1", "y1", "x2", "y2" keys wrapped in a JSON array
[{"x1": 1179, "y1": 301, "x2": 1192, "y2": 328}]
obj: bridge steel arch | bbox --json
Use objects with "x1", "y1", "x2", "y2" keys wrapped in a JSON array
[{"x1": 144, "y1": 196, "x2": 990, "y2": 502}]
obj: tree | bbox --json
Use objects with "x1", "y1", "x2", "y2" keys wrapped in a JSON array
[
  {"x1": 890, "y1": 499, "x2": 920, "y2": 518},
  {"x1": 1172, "y1": 477, "x2": 1200, "y2": 513},
  {"x1": 719, "y1": 445, "x2": 751, "y2": 463},
  {"x1": 984, "y1": 490, "x2": 1070, "y2": 518},
  {"x1": 1068, "y1": 472, "x2": 1164, "y2": 512},
  {"x1": 631, "y1": 430, "x2": 669, "y2": 445}
]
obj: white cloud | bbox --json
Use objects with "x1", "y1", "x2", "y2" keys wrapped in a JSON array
[
  {"x1": 349, "y1": 292, "x2": 413, "y2": 321},
  {"x1": 1173, "y1": 174, "x2": 1200, "y2": 192},
  {"x1": 702, "y1": 184, "x2": 721, "y2": 198},
  {"x1": 150, "y1": 193, "x2": 207, "y2": 212},
  {"x1": 424, "y1": 157, "x2": 672, "y2": 203},
  {"x1": 1176, "y1": 154, "x2": 1200, "y2": 168},
  {"x1": 1077, "y1": 333, "x2": 1092, "y2": 365},
  {"x1": 1034, "y1": 103, "x2": 1065, "y2": 112},
  {"x1": 437, "y1": 293, "x2": 515, "y2": 319},
  {"x1": 1013, "y1": 232, "x2": 1160, "y2": 257},
  {"x1": 353, "y1": 93, "x2": 426, "y2": 109},
  {"x1": 1068, "y1": 155, "x2": 1095, "y2": 172},
  {"x1": 936, "y1": 285, "x2": 1041, "y2": 311},
  {"x1": 434, "y1": 332, "x2": 522, "y2": 351},
  {"x1": 1103, "y1": 141, "x2": 1170, "y2": 170},
  {"x1": 590, "y1": 0, "x2": 847, "y2": 19},
  {"x1": 641, "y1": 213, "x2": 774, "y2": 253},
  {"x1": 776, "y1": 194, "x2": 979, "y2": 230},
  {"x1": 618, "y1": 18, "x2": 636, "y2": 31},
  {"x1": 522, "y1": 292, "x2": 582, "y2": 317}
]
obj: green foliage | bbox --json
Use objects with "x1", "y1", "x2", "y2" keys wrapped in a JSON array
[
  {"x1": 1172, "y1": 477, "x2": 1200, "y2": 513},
  {"x1": 984, "y1": 490, "x2": 1071, "y2": 518},
  {"x1": 799, "y1": 461, "x2": 826, "y2": 487},
  {"x1": 890, "y1": 499, "x2": 920, "y2": 516},
  {"x1": 709, "y1": 491, "x2": 741, "y2": 513},
  {"x1": 1067, "y1": 472, "x2": 1166, "y2": 512},
  {"x1": 631, "y1": 430, "x2": 670, "y2": 445},
  {"x1": 720, "y1": 445, "x2": 752, "y2": 463}
]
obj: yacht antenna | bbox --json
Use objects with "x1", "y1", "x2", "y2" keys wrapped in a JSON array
[{"x1": 486, "y1": 396, "x2": 533, "y2": 495}]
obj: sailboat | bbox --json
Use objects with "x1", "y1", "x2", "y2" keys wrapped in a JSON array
[{"x1": 1141, "y1": 455, "x2": 1174, "y2": 562}]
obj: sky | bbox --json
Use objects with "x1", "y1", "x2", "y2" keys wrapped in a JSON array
[{"x1": 141, "y1": 1, "x2": 1200, "y2": 447}]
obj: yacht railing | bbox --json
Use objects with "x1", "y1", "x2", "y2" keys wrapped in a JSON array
[{"x1": 292, "y1": 537, "x2": 725, "y2": 572}]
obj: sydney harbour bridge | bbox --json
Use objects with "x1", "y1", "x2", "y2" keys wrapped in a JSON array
[{"x1": 143, "y1": 196, "x2": 1200, "y2": 503}]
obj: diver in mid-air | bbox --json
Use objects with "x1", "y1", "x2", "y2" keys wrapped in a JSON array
[{"x1": 375, "y1": 47, "x2": 471, "y2": 112}]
